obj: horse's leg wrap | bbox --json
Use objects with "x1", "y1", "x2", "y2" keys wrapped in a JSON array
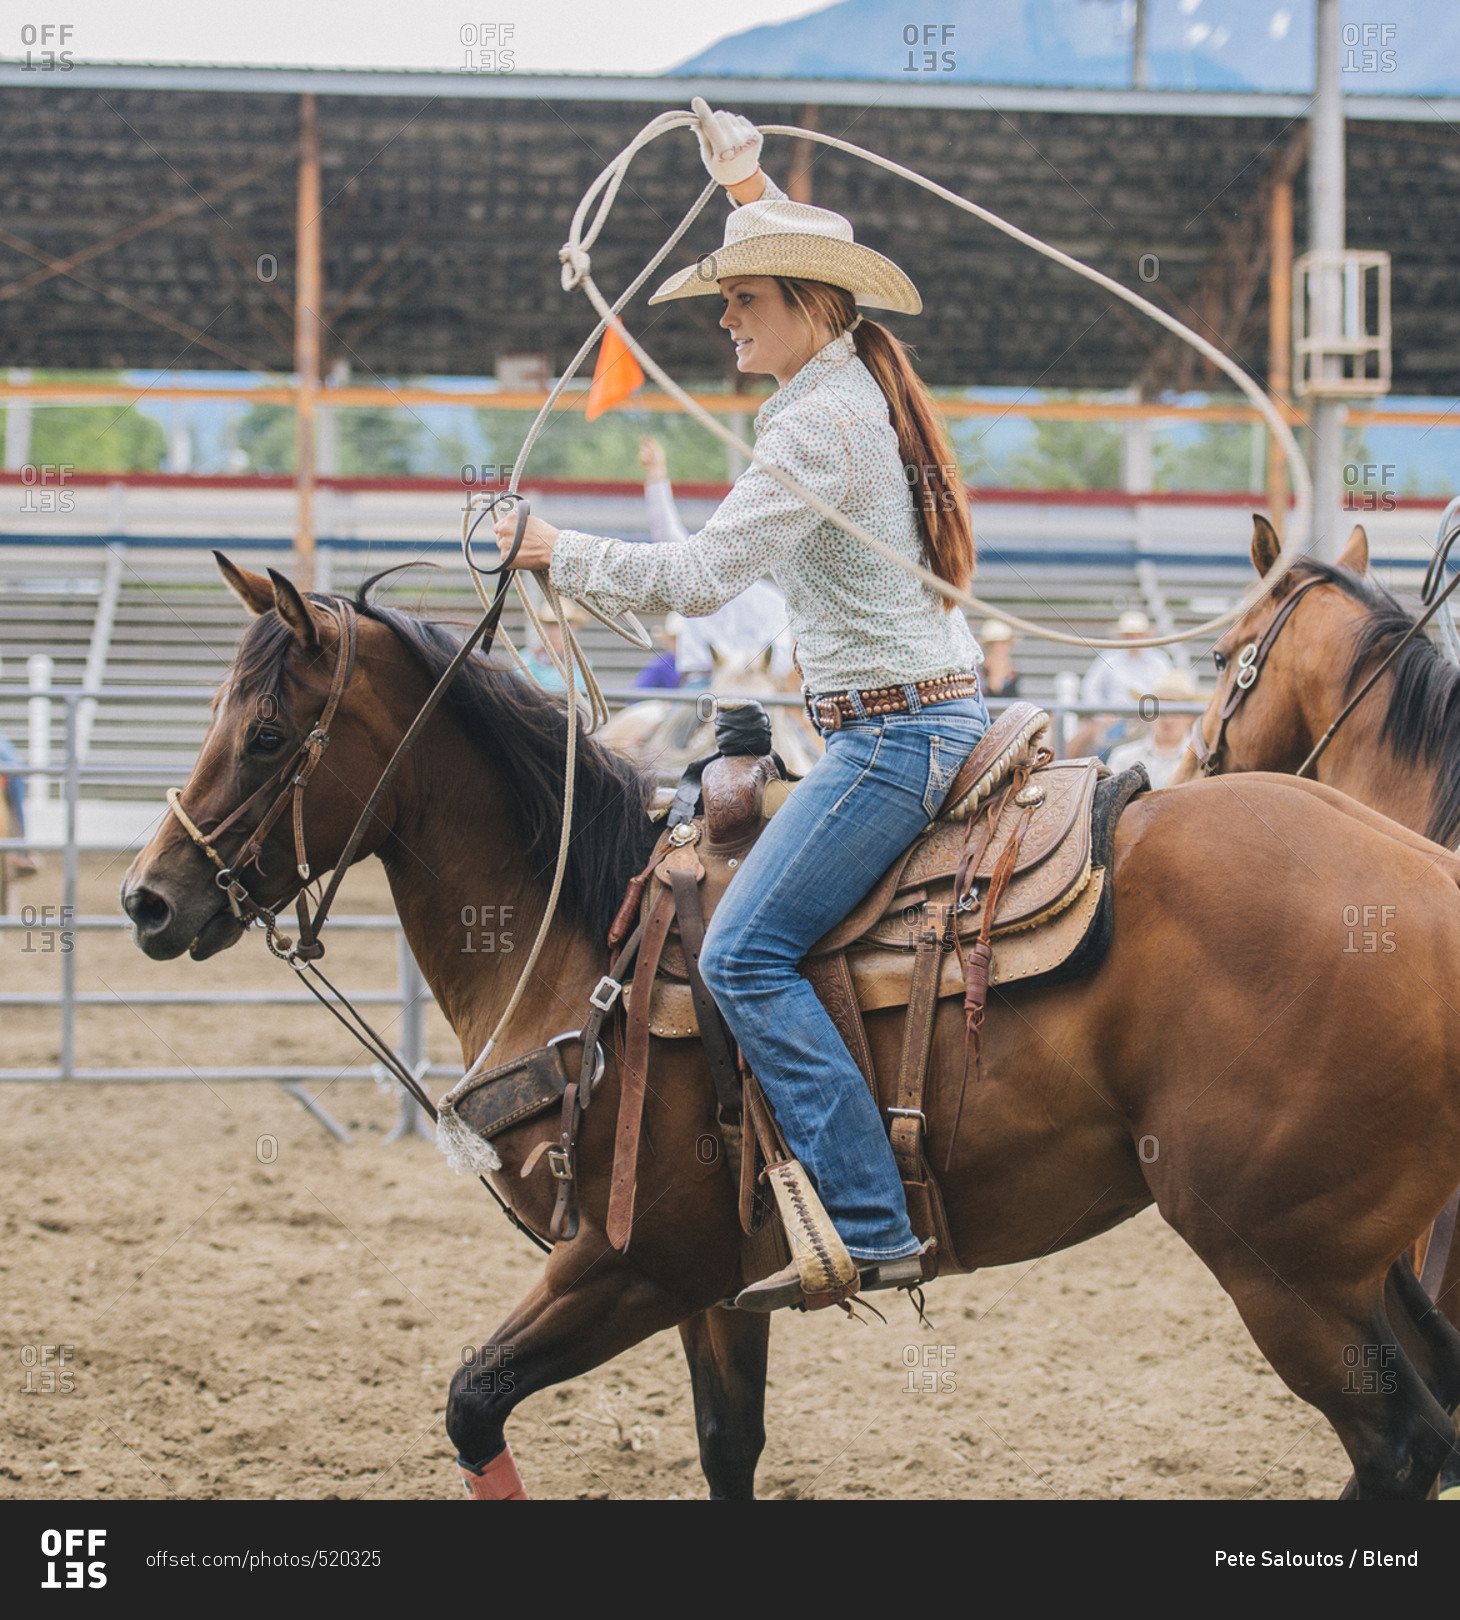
[{"x1": 458, "y1": 1444, "x2": 528, "y2": 1500}]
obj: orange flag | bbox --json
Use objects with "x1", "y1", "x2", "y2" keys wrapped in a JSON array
[{"x1": 585, "y1": 324, "x2": 645, "y2": 421}]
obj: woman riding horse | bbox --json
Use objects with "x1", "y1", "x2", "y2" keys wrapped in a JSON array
[{"x1": 494, "y1": 102, "x2": 988, "y2": 1312}]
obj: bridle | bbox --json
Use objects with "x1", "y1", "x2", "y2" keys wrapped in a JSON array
[
  {"x1": 1189, "y1": 562, "x2": 1460, "y2": 780},
  {"x1": 166, "y1": 505, "x2": 529, "y2": 960},
  {"x1": 1186, "y1": 577, "x2": 1325, "y2": 778},
  {"x1": 166, "y1": 597, "x2": 359, "y2": 956}
]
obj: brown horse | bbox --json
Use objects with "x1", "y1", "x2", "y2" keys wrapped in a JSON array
[
  {"x1": 1171, "y1": 515, "x2": 1460, "y2": 1367},
  {"x1": 121, "y1": 556, "x2": 1460, "y2": 1500}
]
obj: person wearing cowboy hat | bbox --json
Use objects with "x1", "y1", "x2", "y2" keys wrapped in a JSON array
[
  {"x1": 1072, "y1": 607, "x2": 1175, "y2": 756},
  {"x1": 496, "y1": 101, "x2": 987, "y2": 1311},
  {"x1": 978, "y1": 618, "x2": 1020, "y2": 700},
  {"x1": 1106, "y1": 666, "x2": 1202, "y2": 790}
]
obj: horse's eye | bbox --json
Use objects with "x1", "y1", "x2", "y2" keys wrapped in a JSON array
[
  {"x1": 1212, "y1": 650, "x2": 1227, "y2": 673},
  {"x1": 251, "y1": 728, "x2": 284, "y2": 754}
]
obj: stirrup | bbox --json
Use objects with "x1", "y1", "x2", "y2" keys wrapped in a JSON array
[{"x1": 734, "y1": 1240, "x2": 935, "y2": 1313}]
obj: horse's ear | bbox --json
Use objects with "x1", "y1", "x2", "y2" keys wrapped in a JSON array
[
  {"x1": 1337, "y1": 523, "x2": 1370, "y2": 576},
  {"x1": 214, "y1": 550, "x2": 276, "y2": 616},
  {"x1": 266, "y1": 568, "x2": 322, "y2": 653},
  {"x1": 1250, "y1": 514, "x2": 1282, "y2": 578}
]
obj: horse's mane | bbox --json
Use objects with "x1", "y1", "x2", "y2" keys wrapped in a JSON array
[
  {"x1": 1287, "y1": 557, "x2": 1460, "y2": 846},
  {"x1": 230, "y1": 581, "x2": 660, "y2": 944}
]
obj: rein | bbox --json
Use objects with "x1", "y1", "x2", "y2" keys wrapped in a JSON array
[{"x1": 162, "y1": 505, "x2": 562, "y2": 1253}]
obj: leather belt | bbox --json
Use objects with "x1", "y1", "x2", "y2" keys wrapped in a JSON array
[{"x1": 806, "y1": 671, "x2": 980, "y2": 733}]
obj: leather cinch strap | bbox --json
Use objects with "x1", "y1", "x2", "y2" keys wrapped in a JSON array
[{"x1": 608, "y1": 884, "x2": 675, "y2": 1250}]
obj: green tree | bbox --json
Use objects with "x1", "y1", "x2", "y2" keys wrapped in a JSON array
[
  {"x1": 1154, "y1": 422, "x2": 1256, "y2": 492},
  {"x1": 476, "y1": 405, "x2": 728, "y2": 482},
  {"x1": 337, "y1": 407, "x2": 425, "y2": 476},
  {"x1": 237, "y1": 404, "x2": 295, "y2": 472},
  {"x1": 1003, "y1": 420, "x2": 1122, "y2": 490},
  {"x1": 23, "y1": 405, "x2": 165, "y2": 472}
]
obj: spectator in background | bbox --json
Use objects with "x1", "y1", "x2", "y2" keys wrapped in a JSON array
[
  {"x1": 979, "y1": 618, "x2": 1019, "y2": 699},
  {"x1": 0, "y1": 656, "x2": 38, "y2": 878},
  {"x1": 638, "y1": 435, "x2": 796, "y2": 686},
  {"x1": 633, "y1": 612, "x2": 686, "y2": 690},
  {"x1": 1073, "y1": 608, "x2": 1173, "y2": 756},
  {"x1": 1107, "y1": 667, "x2": 1201, "y2": 789},
  {"x1": 523, "y1": 596, "x2": 589, "y2": 694}
]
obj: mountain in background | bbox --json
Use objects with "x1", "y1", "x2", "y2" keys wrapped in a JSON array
[{"x1": 672, "y1": 0, "x2": 1460, "y2": 93}]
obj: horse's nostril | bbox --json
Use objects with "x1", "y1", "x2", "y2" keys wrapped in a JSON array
[{"x1": 124, "y1": 885, "x2": 172, "y2": 931}]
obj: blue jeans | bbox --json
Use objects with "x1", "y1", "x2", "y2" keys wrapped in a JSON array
[{"x1": 699, "y1": 691, "x2": 988, "y2": 1260}]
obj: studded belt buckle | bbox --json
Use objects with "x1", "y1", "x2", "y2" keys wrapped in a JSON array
[{"x1": 813, "y1": 697, "x2": 843, "y2": 732}]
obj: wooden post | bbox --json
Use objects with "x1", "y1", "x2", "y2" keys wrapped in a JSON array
[
  {"x1": 1266, "y1": 174, "x2": 1293, "y2": 538},
  {"x1": 787, "y1": 105, "x2": 819, "y2": 205},
  {"x1": 293, "y1": 92, "x2": 321, "y2": 590}
]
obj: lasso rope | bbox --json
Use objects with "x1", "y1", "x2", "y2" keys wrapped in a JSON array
[{"x1": 445, "y1": 106, "x2": 1314, "y2": 1091}]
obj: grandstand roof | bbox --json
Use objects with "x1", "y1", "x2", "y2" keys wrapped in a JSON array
[{"x1": 2, "y1": 63, "x2": 1457, "y2": 391}]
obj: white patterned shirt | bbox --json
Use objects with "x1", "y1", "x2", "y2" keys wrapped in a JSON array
[{"x1": 550, "y1": 334, "x2": 979, "y2": 694}]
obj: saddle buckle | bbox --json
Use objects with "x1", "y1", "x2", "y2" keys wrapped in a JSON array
[
  {"x1": 588, "y1": 974, "x2": 621, "y2": 1012},
  {"x1": 547, "y1": 1147, "x2": 574, "y2": 1182}
]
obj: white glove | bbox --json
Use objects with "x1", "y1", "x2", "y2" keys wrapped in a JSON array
[{"x1": 691, "y1": 97, "x2": 763, "y2": 189}]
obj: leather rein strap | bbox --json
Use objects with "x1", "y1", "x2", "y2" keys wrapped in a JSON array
[
  {"x1": 1188, "y1": 577, "x2": 1325, "y2": 776},
  {"x1": 1191, "y1": 566, "x2": 1460, "y2": 780}
]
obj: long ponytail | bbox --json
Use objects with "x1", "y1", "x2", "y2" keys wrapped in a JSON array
[{"x1": 775, "y1": 277, "x2": 974, "y2": 596}]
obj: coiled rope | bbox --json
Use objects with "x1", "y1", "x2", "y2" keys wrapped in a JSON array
[{"x1": 446, "y1": 106, "x2": 1313, "y2": 1088}]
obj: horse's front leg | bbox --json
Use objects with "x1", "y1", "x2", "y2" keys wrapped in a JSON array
[
  {"x1": 678, "y1": 1305, "x2": 769, "y2": 1500},
  {"x1": 447, "y1": 1256, "x2": 701, "y2": 1499}
]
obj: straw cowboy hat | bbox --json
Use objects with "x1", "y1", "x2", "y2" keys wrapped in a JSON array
[
  {"x1": 648, "y1": 196, "x2": 922, "y2": 315},
  {"x1": 1151, "y1": 667, "x2": 1200, "y2": 702}
]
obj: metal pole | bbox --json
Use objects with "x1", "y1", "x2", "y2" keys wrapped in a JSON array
[
  {"x1": 26, "y1": 653, "x2": 52, "y2": 836},
  {"x1": 1266, "y1": 173, "x2": 1293, "y2": 537},
  {"x1": 293, "y1": 91, "x2": 322, "y2": 591},
  {"x1": 386, "y1": 930, "x2": 434, "y2": 1142},
  {"x1": 788, "y1": 104, "x2": 818, "y2": 204},
  {"x1": 1309, "y1": 0, "x2": 1347, "y2": 560},
  {"x1": 1131, "y1": 0, "x2": 1148, "y2": 91},
  {"x1": 60, "y1": 695, "x2": 78, "y2": 1080}
]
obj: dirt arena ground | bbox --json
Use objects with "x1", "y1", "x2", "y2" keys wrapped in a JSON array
[{"x1": 1, "y1": 852, "x2": 1350, "y2": 1500}]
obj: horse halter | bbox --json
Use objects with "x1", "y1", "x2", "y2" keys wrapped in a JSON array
[
  {"x1": 166, "y1": 598, "x2": 360, "y2": 957},
  {"x1": 1186, "y1": 578, "x2": 1326, "y2": 778},
  {"x1": 1190, "y1": 561, "x2": 1460, "y2": 782}
]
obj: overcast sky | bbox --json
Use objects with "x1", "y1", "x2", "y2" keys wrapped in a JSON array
[{"x1": 14, "y1": 1, "x2": 831, "y2": 75}]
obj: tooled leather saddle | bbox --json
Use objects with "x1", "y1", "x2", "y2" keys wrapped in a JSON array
[{"x1": 609, "y1": 701, "x2": 1149, "y2": 1269}]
